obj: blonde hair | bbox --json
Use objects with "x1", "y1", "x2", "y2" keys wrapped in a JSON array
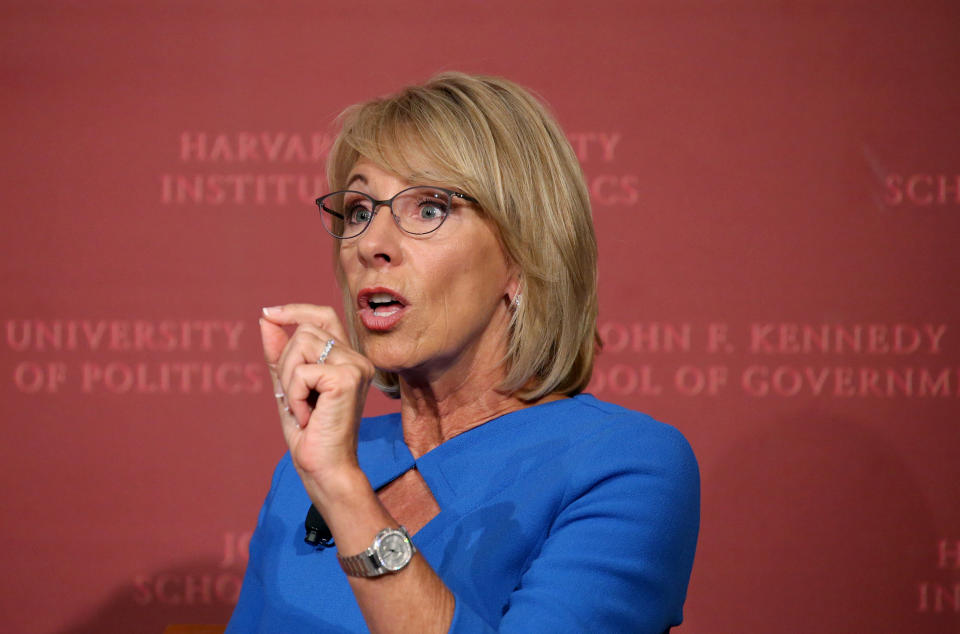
[{"x1": 326, "y1": 72, "x2": 599, "y2": 401}]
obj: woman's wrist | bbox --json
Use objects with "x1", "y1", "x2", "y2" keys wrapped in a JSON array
[
  {"x1": 301, "y1": 462, "x2": 371, "y2": 511},
  {"x1": 310, "y1": 469, "x2": 399, "y2": 557}
]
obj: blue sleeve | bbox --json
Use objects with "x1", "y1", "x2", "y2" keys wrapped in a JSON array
[
  {"x1": 226, "y1": 454, "x2": 293, "y2": 633},
  {"x1": 450, "y1": 421, "x2": 700, "y2": 634}
]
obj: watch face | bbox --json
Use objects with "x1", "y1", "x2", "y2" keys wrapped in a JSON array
[{"x1": 376, "y1": 530, "x2": 413, "y2": 571}]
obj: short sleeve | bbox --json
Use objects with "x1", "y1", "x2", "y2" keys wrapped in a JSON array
[{"x1": 458, "y1": 420, "x2": 700, "y2": 633}]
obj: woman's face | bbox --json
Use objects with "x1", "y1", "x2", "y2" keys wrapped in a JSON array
[{"x1": 338, "y1": 158, "x2": 517, "y2": 384}]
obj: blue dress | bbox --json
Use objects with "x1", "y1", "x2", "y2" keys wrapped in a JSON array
[{"x1": 227, "y1": 394, "x2": 699, "y2": 633}]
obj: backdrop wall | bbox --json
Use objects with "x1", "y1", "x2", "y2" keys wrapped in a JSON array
[{"x1": 2, "y1": 1, "x2": 958, "y2": 632}]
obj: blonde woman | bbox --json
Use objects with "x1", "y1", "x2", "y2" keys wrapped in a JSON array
[{"x1": 228, "y1": 73, "x2": 699, "y2": 633}]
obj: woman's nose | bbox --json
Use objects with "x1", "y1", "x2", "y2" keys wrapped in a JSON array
[{"x1": 355, "y1": 204, "x2": 402, "y2": 266}]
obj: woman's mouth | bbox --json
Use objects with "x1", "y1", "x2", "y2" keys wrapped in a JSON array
[
  {"x1": 369, "y1": 292, "x2": 403, "y2": 316},
  {"x1": 357, "y1": 288, "x2": 408, "y2": 331}
]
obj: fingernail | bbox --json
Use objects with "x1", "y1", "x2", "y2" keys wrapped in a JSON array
[{"x1": 262, "y1": 306, "x2": 282, "y2": 316}]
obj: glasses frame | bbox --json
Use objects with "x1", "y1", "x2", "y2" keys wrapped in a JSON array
[{"x1": 315, "y1": 186, "x2": 479, "y2": 240}]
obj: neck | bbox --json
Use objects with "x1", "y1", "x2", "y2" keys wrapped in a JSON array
[
  {"x1": 397, "y1": 359, "x2": 525, "y2": 458},
  {"x1": 397, "y1": 366, "x2": 567, "y2": 458},
  {"x1": 391, "y1": 304, "x2": 566, "y2": 456}
]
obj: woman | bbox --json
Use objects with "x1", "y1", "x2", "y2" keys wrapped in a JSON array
[{"x1": 228, "y1": 72, "x2": 698, "y2": 633}]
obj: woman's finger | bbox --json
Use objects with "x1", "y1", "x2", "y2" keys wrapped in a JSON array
[
  {"x1": 276, "y1": 324, "x2": 343, "y2": 394},
  {"x1": 285, "y1": 363, "x2": 325, "y2": 428},
  {"x1": 285, "y1": 358, "x2": 372, "y2": 431},
  {"x1": 259, "y1": 318, "x2": 289, "y2": 368},
  {"x1": 278, "y1": 329, "x2": 367, "y2": 429},
  {"x1": 270, "y1": 373, "x2": 299, "y2": 425},
  {"x1": 261, "y1": 304, "x2": 349, "y2": 343}
]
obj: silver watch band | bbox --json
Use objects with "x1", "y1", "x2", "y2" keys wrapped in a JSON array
[
  {"x1": 337, "y1": 527, "x2": 416, "y2": 577},
  {"x1": 338, "y1": 550, "x2": 381, "y2": 577}
]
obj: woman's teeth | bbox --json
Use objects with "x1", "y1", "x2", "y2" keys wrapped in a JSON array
[
  {"x1": 368, "y1": 292, "x2": 402, "y2": 316},
  {"x1": 373, "y1": 305, "x2": 400, "y2": 316}
]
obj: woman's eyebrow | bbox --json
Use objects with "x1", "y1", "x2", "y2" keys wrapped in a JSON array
[{"x1": 345, "y1": 174, "x2": 367, "y2": 189}]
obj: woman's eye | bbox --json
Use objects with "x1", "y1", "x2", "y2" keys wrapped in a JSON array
[
  {"x1": 348, "y1": 206, "x2": 372, "y2": 224},
  {"x1": 418, "y1": 204, "x2": 446, "y2": 220}
]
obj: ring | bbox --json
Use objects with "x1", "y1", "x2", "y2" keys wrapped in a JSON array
[{"x1": 317, "y1": 338, "x2": 335, "y2": 365}]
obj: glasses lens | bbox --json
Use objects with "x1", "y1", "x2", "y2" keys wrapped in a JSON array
[
  {"x1": 392, "y1": 187, "x2": 451, "y2": 235},
  {"x1": 319, "y1": 191, "x2": 373, "y2": 238}
]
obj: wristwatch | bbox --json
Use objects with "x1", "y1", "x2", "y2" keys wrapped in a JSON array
[{"x1": 338, "y1": 527, "x2": 416, "y2": 577}]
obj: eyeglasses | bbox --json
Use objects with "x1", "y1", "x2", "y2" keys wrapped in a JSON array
[{"x1": 315, "y1": 186, "x2": 478, "y2": 239}]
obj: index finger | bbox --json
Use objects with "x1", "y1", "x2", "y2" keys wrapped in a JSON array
[{"x1": 261, "y1": 303, "x2": 349, "y2": 343}]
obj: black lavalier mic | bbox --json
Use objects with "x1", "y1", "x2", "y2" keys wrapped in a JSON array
[{"x1": 304, "y1": 504, "x2": 335, "y2": 549}]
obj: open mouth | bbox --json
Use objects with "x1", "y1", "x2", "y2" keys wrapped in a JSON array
[
  {"x1": 357, "y1": 287, "x2": 409, "y2": 331},
  {"x1": 367, "y1": 292, "x2": 404, "y2": 316}
]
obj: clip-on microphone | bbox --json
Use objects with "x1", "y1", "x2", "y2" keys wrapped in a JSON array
[{"x1": 304, "y1": 504, "x2": 335, "y2": 549}]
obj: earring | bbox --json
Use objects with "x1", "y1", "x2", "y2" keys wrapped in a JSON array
[{"x1": 512, "y1": 293, "x2": 522, "y2": 308}]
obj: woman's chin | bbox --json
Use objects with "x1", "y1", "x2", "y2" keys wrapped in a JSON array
[{"x1": 362, "y1": 346, "x2": 421, "y2": 375}]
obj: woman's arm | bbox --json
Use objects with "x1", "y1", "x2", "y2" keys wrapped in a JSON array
[
  {"x1": 256, "y1": 304, "x2": 698, "y2": 633},
  {"x1": 260, "y1": 303, "x2": 455, "y2": 634}
]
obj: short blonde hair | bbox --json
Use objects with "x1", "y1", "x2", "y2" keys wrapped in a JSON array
[{"x1": 326, "y1": 72, "x2": 599, "y2": 401}]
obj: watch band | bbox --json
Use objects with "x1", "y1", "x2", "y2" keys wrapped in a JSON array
[
  {"x1": 338, "y1": 527, "x2": 416, "y2": 577},
  {"x1": 338, "y1": 549, "x2": 382, "y2": 577}
]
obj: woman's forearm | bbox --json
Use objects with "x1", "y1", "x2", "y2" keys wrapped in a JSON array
[{"x1": 307, "y1": 465, "x2": 455, "y2": 634}]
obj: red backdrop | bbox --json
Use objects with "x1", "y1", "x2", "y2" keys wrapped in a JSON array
[{"x1": 2, "y1": 1, "x2": 959, "y2": 632}]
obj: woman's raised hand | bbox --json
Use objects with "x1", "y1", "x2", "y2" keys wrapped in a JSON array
[{"x1": 259, "y1": 304, "x2": 376, "y2": 488}]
